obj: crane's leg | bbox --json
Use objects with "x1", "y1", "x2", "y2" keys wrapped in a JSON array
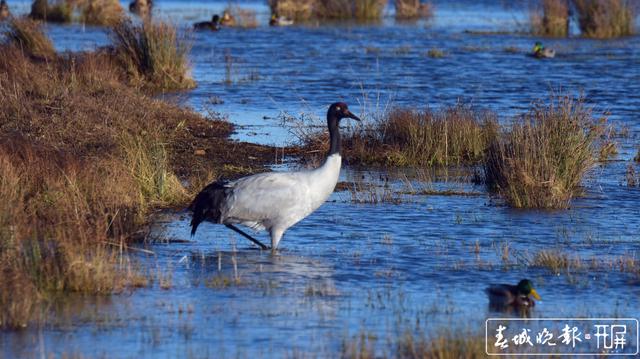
[
  {"x1": 225, "y1": 224, "x2": 268, "y2": 250},
  {"x1": 270, "y1": 228, "x2": 284, "y2": 251}
]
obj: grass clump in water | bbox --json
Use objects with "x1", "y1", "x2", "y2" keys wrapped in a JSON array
[
  {"x1": 344, "y1": 104, "x2": 498, "y2": 167},
  {"x1": 572, "y1": 0, "x2": 636, "y2": 38},
  {"x1": 394, "y1": 0, "x2": 432, "y2": 20},
  {"x1": 531, "y1": 0, "x2": 570, "y2": 37},
  {"x1": 111, "y1": 20, "x2": 195, "y2": 91},
  {"x1": 268, "y1": 0, "x2": 387, "y2": 21},
  {"x1": 30, "y1": 0, "x2": 73, "y2": 23},
  {"x1": 484, "y1": 95, "x2": 603, "y2": 209},
  {"x1": 4, "y1": 17, "x2": 56, "y2": 59},
  {"x1": 426, "y1": 47, "x2": 445, "y2": 58},
  {"x1": 80, "y1": 0, "x2": 125, "y2": 26}
]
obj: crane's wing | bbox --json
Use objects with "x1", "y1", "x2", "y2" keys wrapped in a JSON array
[{"x1": 222, "y1": 172, "x2": 311, "y2": 228}]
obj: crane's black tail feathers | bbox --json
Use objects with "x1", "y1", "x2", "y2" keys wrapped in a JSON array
[{"x1": 189, "y1": 180, "x2": 229, "y2": 236}]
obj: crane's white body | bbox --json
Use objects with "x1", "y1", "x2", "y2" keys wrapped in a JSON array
[{"x1": 220, "y1": 154, "x2": 341, "y2": 249}]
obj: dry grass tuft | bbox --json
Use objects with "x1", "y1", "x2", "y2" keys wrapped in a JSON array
[
  {"x1": 0, "y1": 42, "x2": 265, "y2": 328},
  {"x1": 484, "y1": 95, "x2": 603, "y2": 209},
  {"x1": 531, "y1": 0, "x2": 570, "y2": 37},
  {"x1": 345, "y1": 104, "x2": 498, "y2": 167},
  {"x1": 572, "y1": 0, "x2": 636, "y2": 38},
  {"x1": 111, "y1": 20, "x2": 195, "y2": 91},
  {"x1": 394, "y1": 0, "x2": 432, "y2": 20},
  {"x1": 80, "y1": 0, "x2": 125, "y2": 26},
  {"x1": 4, "y1": 17, "x2": 56, "y2": 59}
]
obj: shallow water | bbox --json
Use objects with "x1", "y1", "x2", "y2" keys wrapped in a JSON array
[{"x1": 2, "y1": 0, "x2": 640, "y2": 357}]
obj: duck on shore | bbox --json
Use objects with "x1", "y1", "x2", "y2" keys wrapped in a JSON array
[
  {"x1": 532, "y1": 42, "x2": 555, "y2": 59},
  {"x1": 486, "y1": 279, "x2": 541, "y2": 312},
  {"x1": 269, "y1": 13, "x2": 293, "y2": 26},
  {"x1": 194, "y1": 14, "x2": 221, "y2": 31},
  {"x1": 0, "y1": 0, "x2": 11, "y2": 21}
]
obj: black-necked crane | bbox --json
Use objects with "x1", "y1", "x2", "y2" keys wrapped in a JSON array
[{"x1": 189, "y1": 102, "x2": 360, "y2": 250}]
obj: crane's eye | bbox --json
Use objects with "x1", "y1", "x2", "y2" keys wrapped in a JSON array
[{"x1": 335, "y1": 106, "x2": 341, "y2": 111}]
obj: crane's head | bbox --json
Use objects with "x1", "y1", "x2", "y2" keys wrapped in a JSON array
[{"x1": 327, "y1": 102, "x2": 361, "y2": 125}]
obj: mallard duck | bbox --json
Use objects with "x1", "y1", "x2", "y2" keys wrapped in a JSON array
[
  {"x1": 0, "y1": 0, "x2": 11, "y2": 21},
  {"x1": 269, "y1": 13, "x2": 294, "y2": 26},
  {"x1": 532, "y1": 42, "x2": 555, "y2": 59},
  {"x1": 486, "y1": 279, "x2": 541, "y2": 310},
  {"x1": 219, "y1": 10, "x2": 235, "y2": 26},
  {"x1": 194, "y1": 14, "x2": 221, "y2": 31}
]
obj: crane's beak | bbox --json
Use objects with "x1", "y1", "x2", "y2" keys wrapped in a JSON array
[
  {"x1": 530, "y1": 288, "x2": 541, "y2": 300},
  {"x1": 345, "y1": 110, "x2": 361, "y2": 121}
]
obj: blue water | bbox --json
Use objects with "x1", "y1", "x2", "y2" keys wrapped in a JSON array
[{"x1": 2, "y1": 0, "x2": 640, "y2": 357}]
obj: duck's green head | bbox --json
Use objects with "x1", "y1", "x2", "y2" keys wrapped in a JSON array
[
  {"x1": 533, "y1": 42, "x2": 543, "y2": 52},
  {"x1": 517, "y1": 279, "x2": 541, "y2": 300}
]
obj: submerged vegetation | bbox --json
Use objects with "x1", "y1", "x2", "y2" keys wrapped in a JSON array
[
  {"x1": 111, "y1": 20, "x2": 195, "y2": 91},
  {"x1": 484, "y1": 96, "x2": 603, "y2": 209}
]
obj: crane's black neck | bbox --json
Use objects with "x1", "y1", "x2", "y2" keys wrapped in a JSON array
[{"x1": 327, "y1": 114, "x2": 341, "y2": 156}]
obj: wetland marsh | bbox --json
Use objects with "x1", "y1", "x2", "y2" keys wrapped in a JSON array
[{"x1": 1, "y1": 0, "x2": 639, "y2": 357}]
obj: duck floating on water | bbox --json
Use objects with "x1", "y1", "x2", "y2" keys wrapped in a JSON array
[
  {"x1": 190, "y1": 102, "x2": 360, "y2": 251},
  {"x1": 0, "y1": 0, "x2": 11, "y2": 21},
  {"x1": 532, "y1": 42, "x2": 555, "y2": 59},
  {"x1": 269, "y1": 13, "x2": 294, "y2": 26},
  {"x1": 486, "y1": 279, "x2": 541, "y2": 312},
  {"x1": 129, "y1": 0, "x2": 152, "y2": 17},
  {"x1": 194, "y1": 14, "x2": 221, "y2": 31}
]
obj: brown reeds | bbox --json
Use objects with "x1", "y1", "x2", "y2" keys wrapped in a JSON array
[
  {"x1": 572, "y1": 0, "x2": 636, "y2": 38},
  {"x1": 531, "y1": 0, "x2": 570, "y2": 37},
  {"x1": 338, "y1": 104, "x2": 497, "y2": 167},
  {"x1": 4, "y1": 17, "x2": 56, "y2": 59},
  {"x1": 111, "y1": 20, "x2": 195, "y2": 91},
  {"x1": 80, "y1": 0, "x2": 125, "y2": 26},
  {"x1": 268, "y1": 0, "x2": 388, "y2": 21},
  {"x1": 394, "y1": 0, "x2": 432, "y2": 20},
  {"x1": 484, "y1": 95, "x2": 603, "y2": 209},
  {"x1": 0, "y1": 41, "x2": 255, "y2": 328}
]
